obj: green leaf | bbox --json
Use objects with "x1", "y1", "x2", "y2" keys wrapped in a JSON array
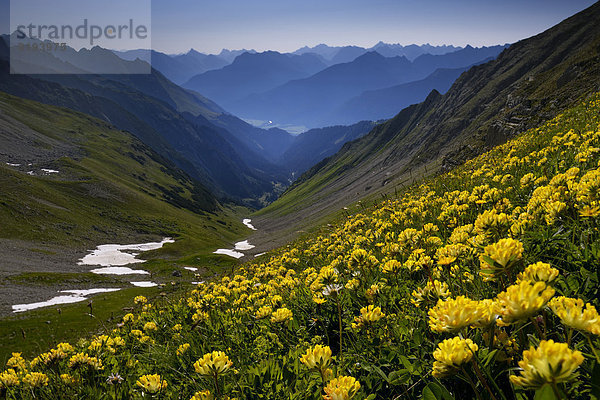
[
  {"x1": 422, "y1": 382, "x2": 454, "y2": 400},
  {"x1": 399, "y1": 355, "x2": 414, "y2": 372},
  {"x1": 534, "y1": 384, "x2": 558, "y2": 400},
  {"x1": 422, "y1": 384, "x2": 441, "y2": 400},
  {"x1": 388, "y1": 369, "x2": 411, "y2": 386}
]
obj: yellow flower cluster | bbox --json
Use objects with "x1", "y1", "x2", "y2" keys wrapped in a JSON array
[
  {"x1": 516, "y1": 262, "x2": 559, "y2": 283},
  {"x1": 352, "y1": 305, "x2": 385, "y2": 328},
  {"x1": 68, "y1": 352, "x2": 104, "y2": 371},
  {"x1": 549, "y1": 296, "x2": 600, "y2": 335},
  {"x1": 322, "y1": 376, "x2": 361, "y2": 400},
  {"x1": 136, "y1": 374, "x2": 167, "y2": 394},
  {"x1": 428, "y1": 296, "x2": 482, "y2": 332},
  {"x1": 193, "y1": 351, "x2": 233, "y2": 376},
  {"x1": 479, "y1": 238, "x2": 524, "y2": 281},
  {"x1": 510, "y1": 340, "x2": 584, "y2": 388},
  {"x1": 300, "y1": 344, "x2": 332, "y2": 372},
  {"x1": 271, "y1": 307, "x2": 293, "y2": 323},
  {"x1": 432, "y1": 337, "x2": 478, "y2": 378},
  {"x1": 496, "y1": 281, "x2": 555, "y2": 325}
]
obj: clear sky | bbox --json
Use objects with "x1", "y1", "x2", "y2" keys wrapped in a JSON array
[{"x1": 1, "y1": 0, "x2": 596, "y2": 54}]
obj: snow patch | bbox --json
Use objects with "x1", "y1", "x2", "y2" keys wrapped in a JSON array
[
  {"x1": 79, "y1": 238, "x2": 174, "y2": 267},
  {"x1": 12, "y1": 288, "x2": 120, "y2": 313},
  {"x1": 41, "y1": 169, "x2": 59, "y2": 174},
  {"x1": 184, "y1": 267, "x2": 198, "y2": 271},
  {"x1": 242, "y1": 218, "x2": 257, "y2": 230},
  {"x1": 213, "y1": 249, "x2": 244, "y2": 259},
  {"x1": 130, "y1": 281, "x2": 158, "y2": 287},
  {"x1": 6, "y1": 163, "x2": 21, "y2": 167},
  {"x1": 90, "y1": 267, "x2": 150, "y2": 275},
  {"x1": 235, "y1": 240, "x2": 255, "y2": 251}
]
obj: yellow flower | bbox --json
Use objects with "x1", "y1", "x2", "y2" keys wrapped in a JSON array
[
  {"x1": 479, "y1": 238, "x2": 524, "y2": 281},
  {"x1": 471, "y1": 299, "x2": 500, "y2": 328},
  {"x1": 549, "y1": 296, "x2": 600, "y2": 335},
  {"x1": 255, "y1": 305, "x2": 273, "y2": 319},
  {"x1": 144, "y1": 321, "x2": 158, "y2": 332},
  {"x1": 510, "y1": 340, "x2": 584, "y2": 388},
  {"x1": 177, "y1": 343, "x2": 191, "y2": 356},
  {"x1": 134, "y1": 295, "x2": 148, "y2": 305},
  {"x1": 60, "y1": 373, "x2": 78, "y2": 385},
  {"x1": 323, "y1": 376, "x2": 360, "y2": 400},
  {"x1": 68, "y1": 352, "x2": 104, "y2": 371},
  {"x1": 300, "y1": 345, "x2": 332, "y2": 372},
  {"x1": 193, "y1": 351, "x2": 233, "y2": 376},
  {"x1": 381, "y1": 259, "x2": 402, "y2": 274},
  {"x1": 411, "y1": 280, "x2": 451, "y2": 307},
  {"x1": 361, "y1": 305, "x2": 385, "y2": 323},
  {"x1": 136, "y1": 374, "x2": 167, "y2": 394},
  {"x1": 122, "y1": 313, "x2": 135, "y2": 323},
  {"x1": 6, "y1": 353, "x2": 27, "y2": 371},
  {"x1": 497, "y1": 281, "x2": 555, "y2": 325},
  {"x1": 0, "y1": 369, "x2": 20, "y2": 389},
  {"x1": 191, "y1": 390, "x2": 213, "y2": 400},
  {"x1": 270, "y1": 307, "x2": 293, "y2": 323},
  {"x1": 517, "y1": 262, "x2": 559, "y2": 283},
  {"x1": 428, "y1": 296, "x2": 482, "y2": 333},
  {"x1": 432, "y1": 337, "x2": 478, "y2": 378},
  {"x1": 22, "y1": 372, "x2": 48, "y2": 388},
  {"x1": 579, "y1": 205, "x2": 600, "y2": 217},
  {"x1": 345, "y1": 278, "x2": 360, "y2": 290}
]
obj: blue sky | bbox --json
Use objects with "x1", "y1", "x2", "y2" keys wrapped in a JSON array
[{"x1": 1, "y1": 0, "x2": 596, "y2": 54}]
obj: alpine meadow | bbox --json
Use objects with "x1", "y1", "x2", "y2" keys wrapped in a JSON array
[{"x1": 1, "y1": 1, "x2": 600, "y2": 399}]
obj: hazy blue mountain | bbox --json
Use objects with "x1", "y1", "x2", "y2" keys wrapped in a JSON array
[
  {"x1": 227, "y1": 45, "x2": 506, "y2": 128},
  {"x1": 279, "y1": 121, "x2": 376, "y2": 176},
  {"x1": 183, "y1": 51, "x2": 328, "y2": 106},
  {"x1": 328, "y1": 65, "x2": 482, "y2": 125},
  {"x1": 372, "y1": 42, "x2": 463, "y2": 60},
  {"x1": 293, "y1": 42, "x2": 464, "y2": 64},
  {"x1": 329, "y1": 46, "x2": 369, "y2": 64},
  {"x1": 113, "y1": 49, "x2": 229, "y2": 84},
  {"x1": 218, "y1": 48, "x2": 257, "y2": 63}
]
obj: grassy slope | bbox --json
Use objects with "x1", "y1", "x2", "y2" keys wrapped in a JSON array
[{"x1": 0, "y1": 92, "x2": 253, "y2": 360}]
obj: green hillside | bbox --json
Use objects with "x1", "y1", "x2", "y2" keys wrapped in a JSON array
[{"x1": 0, "y1": 91, "x2": 252, "y2": 358}]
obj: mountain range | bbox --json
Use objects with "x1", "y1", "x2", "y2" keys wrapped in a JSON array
[{"x1": 226, "y1": 45, "x2": 507, "y2": 127}]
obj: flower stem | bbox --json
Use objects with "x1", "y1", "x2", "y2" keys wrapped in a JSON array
[
  {"x1": 587, "y1": 334, "x2": 600, "y2": 363},
  {"x1": 461, "y1": 366, "x2": 482, "y2": 400},
  {"x1": 551, "y1": 382, "x2": 564, "y2": 400},
  {"x1": 471, "y1": 360, "x2": 498, "y2": 400},
  {"x1": 336, "y1": 295, "x2": 343, "y2": 361}
]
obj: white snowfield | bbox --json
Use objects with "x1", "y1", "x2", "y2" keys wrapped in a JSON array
[
  {"x1": 131, "y1": 281, "x2": 158, "y2": 287},
  {"x1": 212, "y1": 219, "x2": 258, "y2": 259},
  {"x1": 235, "y1": 240, "x2": 255, "y2": 251},
  {"x1": 213, "y1": 248, "x2": 245, "y2": 259},
  {"x1": 12, "y1": 288, "x2": 120, "y2": 313},
  {"x1": 79, "y1": 238, "x2": 175, "y2": 268},
  {"x1": 243, "y1": 218, "x2": 257, "y2": 230},
  {"x1": 41, "y1": 169, "x2": 59, "y2": 174},
  {"x1": 90, "y1": 266, "x2": 150, "y2": 275}
]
